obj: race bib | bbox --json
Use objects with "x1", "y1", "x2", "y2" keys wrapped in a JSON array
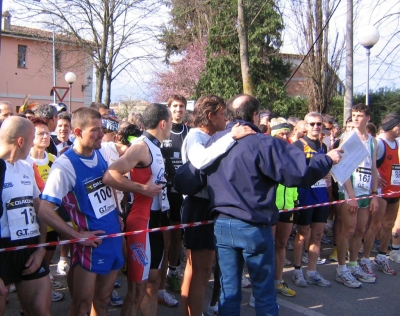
[
  {"x1": 311, "y1": 179, "x2": 326, "y2": 188},
  {"x1": 85, "y1": 177, "x2": 116, "y2": 219},
  {"x1": 6, "y1": 196, "x2": 40, "y2": 241},
  {"x1": 391, "y1": 165, "x2": 400, "y2": 186},
  {"x1": 354, "y1": 167, "x2": 372, "y2": 191}
]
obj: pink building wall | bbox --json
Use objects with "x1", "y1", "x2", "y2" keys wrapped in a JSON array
[{"x1": 0, "y1": 27, "x2": 93, "y2": 113}]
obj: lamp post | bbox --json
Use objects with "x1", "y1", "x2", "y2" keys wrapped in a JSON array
[
  {"x1": 358, "y1": 25, "x2": 380, "y2": 106},
  {"x1": 64, "y1": 72, "x2": 76, "y2": 113}
]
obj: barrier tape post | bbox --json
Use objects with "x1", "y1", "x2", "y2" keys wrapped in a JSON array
[{"x1": 0, "y1": 191, "x2": 397, "y2": 253}]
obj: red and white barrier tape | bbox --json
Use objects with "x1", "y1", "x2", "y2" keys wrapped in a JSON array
[{"x1": 0, "y1": 191, "x2": 398, "y2": 252}]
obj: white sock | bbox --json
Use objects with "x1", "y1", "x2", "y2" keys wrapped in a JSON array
[{"x1": 337, "y1": 265, "x2": 348, "y2": 273}]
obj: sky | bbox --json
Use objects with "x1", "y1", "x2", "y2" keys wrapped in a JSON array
[{"x1": 3, "y1": 0, "x2": 399, "y2": 103}]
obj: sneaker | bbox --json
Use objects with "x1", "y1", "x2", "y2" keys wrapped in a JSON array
[
  {"x1": 321, "y1": 234, "x2": 332, "y2": 244},
  {"x1": 109, "y1": 290, "x2": 123, "y2": 307},
  {"x1": 52, "y1": 280, "x2": 63, "y2": 289},
  {"x1": 166, "y1": 273, "x2": 182, "y2": 293},
  {"x1": 359, "y1": 259, "x2": 376, "y2": 278},
  {"x1": 241, "y1": 270, "x2": 251, "y2": 288},
  {"x1": 56, "y1": 261, "x2": 70, "y2": 275},
  {"x1": 276, "y1": 281, "x2": 296, "y2": 297},
  {"x1": 335, "y1": 269, "x2": 362, "y2": 288},
  {"x1": 292, "y1": 269, "x2": 307, "y2": 287},
  {"x1": 301, "y1": 251, "x2": 309, "y2": 264},
  {"x1": 371, "y1": 242, "x2": 379, "y2": 253},
  {"x1": 389, "y1": 249, "x2": 400, "y2": 263},
  {"x1": 317, "y1": 257, "x2": 327, "y2": 265},
  {"x1": 114, "y1": 279, "x2": 121, "y2": 288},
  {"x1": 374, "y1": 256, "x2": 397, "y2": 275},
  {"x1": 249, "y1": 293, "x2": 255, "y2": 307},
  {"x1": 329, "y1": 248, "x2": 338, "y2": 262},
  {"x1": 52, "y1": 291, "x2": 64, "y2": 302},
  {"x1": 350, "y1": 265, "x2": 376, "y2": 283},
  {"x1": 284, "y1": 258, "x2": 292, "y2": 267},
  {"x1": 359, "y1": 243, "x2": 364, "y2": 254},
  {"x1": 324, "y1": 226, "x2": 333, "y2": 237},
  {"x1": 286, "y1": 237, "x2": 293, "y2": 250},
  {"x1": 9, "y1": 283, "x2": 16, "y2": 293},
  {"x1": 158, "y1": 290, "x2": 178, "y2": 307},
  {"x1": 207, "y1": 303, "x2": 218, "y2": 315},
  {"x1": 305, "y1": 271, "x2": 331, "y2": 287}
]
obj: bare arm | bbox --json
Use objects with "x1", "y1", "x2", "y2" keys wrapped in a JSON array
[{"x1": 103, "y1": 141, "x2": 162, "y2": 198}]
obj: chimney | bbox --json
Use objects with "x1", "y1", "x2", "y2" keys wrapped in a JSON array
[{"x1": 2, "y1": 11, "x2": 11, "y2": 31}]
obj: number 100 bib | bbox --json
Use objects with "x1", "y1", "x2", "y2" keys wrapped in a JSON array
[{"x1": 85, "y1": 177, "x2": 116, "y2": 219}]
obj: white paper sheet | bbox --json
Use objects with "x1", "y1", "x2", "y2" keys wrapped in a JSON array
[{"x1": 331, "y1": 130, "x2": 369, "y2": 186}]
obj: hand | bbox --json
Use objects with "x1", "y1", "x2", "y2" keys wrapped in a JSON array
[
  {"x1": 119, "y1": 216, "x2": 125, "y2": 232},
  {"x1": 22, "y1": 247, "x2": 46, "y2": 276},
  {"x1": 77, "y1": 230, "x2": 105, "y2": 247},
  {"x1": 0, "y1": 278, "x2": 8, "y2": 296},
  {"x1": 370, "y1": 196, "x2": 379, "y2": 213},
  {"x1": 230, "y1": 123, "x2": 256, "y2": 140},
  {"x1": 143, "y1": 175, "x2": 162, "y2": 198},
  {"x1": 346, "y1": 198, "x2": 358, "y2": 214},
  {"x1": 326, "y1": 148, "x2": 344, "y2": 164}
]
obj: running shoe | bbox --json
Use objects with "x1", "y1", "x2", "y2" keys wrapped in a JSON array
[
  {"x1": 374, "y1": 256, "x2": 397, "y2": 275},
  {"x1": 56, "y1": 261, "x2": 70, "y2": 275},
  {"x1": 292, "y1": 269, "x2": 307, "y2": 287},
  {"x1": 249, "y1": 294, "x2": 255, "y2": 307},
  {"x1": 241, "y1": 270, "x2": 251, "y2": 288},
  {"x1": 166, "y1": 273, "x2": 182, "y2": 293},
  {"x1": 359, "y1": 243, "x2": 364, "y2": 254},
  {"x1": 329, "y1": 248, "x2": 338, "y2": 262},
  {"x1": 335, "y1": 269, "x2": 362, "y2": 288},
  {"x1": 9, "y1": 284, "x2": 16, "y2": 293},
  {"x1": 276, "y1": 281, "x2": 296, "y2": 297},
  {"x1": 321, "y1": 234, "x2": 332, "y2": 244},
  {"x1": 389, "y1": 249, "x2": 400, "y2": 263},
  {"x1": 52, "y1": 291, "x2": 64, "y2": 302},
  {"x1": 52, "y1": 280, "x2": 63, "y2": 289},
  {"x1": 324, "y1": 226, "x2": 334, "y2": 237},
  {"x1": 301, "y1": 251, "x2": 326, "y2": 265},
  {"x1": 207, "y1": 303, "x2": 218, "y2": 315},
  {"x1": 371, "y1": 242, "x2": 379, "y2": 253},
  {"x1": 114, "y1": 279, "x2": 121, "y2": 288},
  {"x1": 109, "y1": 290, "x2": 123, "y2": 307},
  {"x1": 284, "y1": 258, "x2": 292, "y2": 267},
  {"x1": 305, "y1": 271, "x2": 331, "y2": 287},
  {"x1": 158, "y1": 290, "x2": 178, "y2": 307},
  {"x1": 350, "y1": 265, "x2": 376, "y2": 283},
  {"x1": 359, "y1": 258, "x2": 376, "y2": 277}
]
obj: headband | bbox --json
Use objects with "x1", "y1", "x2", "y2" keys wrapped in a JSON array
[{"x1": 381, "y1": 118, "x2": 400, "y2": 132}]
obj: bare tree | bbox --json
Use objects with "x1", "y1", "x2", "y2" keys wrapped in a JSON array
[
  {"x1": 287, "y1": 0, "x2": 344, "y2": 113},
  {"x1": 14, "y1": 0, "x2": 162, "y2": 106}
]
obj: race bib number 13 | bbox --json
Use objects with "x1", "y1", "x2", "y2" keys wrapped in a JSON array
[
  {"x1": 391, "y1": 165, "x2": 400, "y2": 186},
  {"x1": 6, "y1": 196, "x2": 40, "y2": 241},
  {"x1": 85, "y1": 177, "x2": 116, "y2": 219}
]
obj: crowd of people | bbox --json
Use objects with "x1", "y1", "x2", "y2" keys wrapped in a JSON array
[{"x1": 0, "y1": 94, "x2": 398, "y2": 316}]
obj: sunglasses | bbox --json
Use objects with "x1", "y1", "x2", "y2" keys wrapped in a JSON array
[{"x1": 308, "y1": 122, "x2": 322, "y2": 127}]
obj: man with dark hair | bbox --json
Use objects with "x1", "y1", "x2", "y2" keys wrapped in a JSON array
[
  {"x1": 103, "y1": 103, "x2": 172, "y2": 316},
  {"x1": 35, "y1": 104, "x2": 59, "y2": 156},
  {"x1": 204, "y1": 94, "x2": 343, "y2": 315},
  {"x1": 159, "y1": 95, "x2": 189, "y2": 305},
  {"x1": 90, "y1": 102, "x2": 110, "y2": 117},
  {"x1": 38, "y1": 107, "x2": 124, "y2": 316},
  {"x1": 0, "y1": 101, "x2": 14, "y2": 120},
  {"x1": 360, "y1": 112, "x2": 400, "y2": 276},
  {"x1": 51, "y1": 112, "x2": 73, "y2": 154}
]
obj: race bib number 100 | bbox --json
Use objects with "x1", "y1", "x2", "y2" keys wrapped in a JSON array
[
  {"x1": 311, "y1": 179, "x2": 326, "y2": 188},
  {"x1": 85, "y1": 177, "x2": 116, "y2": 219},
  {"x1": 391, "y1": 165, "x2": 400, "y2": 186},
  {"x1": 6, "y1": 196, "x2": 40, "y2": 241}
]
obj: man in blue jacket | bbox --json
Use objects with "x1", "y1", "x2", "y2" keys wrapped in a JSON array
[{"x1": 205, "y1": 94, "x2": 343, "y2": 316}]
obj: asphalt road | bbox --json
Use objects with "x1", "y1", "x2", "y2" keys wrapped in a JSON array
[{"x1": 4, "y1": 240, "x2": 400, "y2": 316}]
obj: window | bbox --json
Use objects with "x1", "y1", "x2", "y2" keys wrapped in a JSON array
[{"x1": 18, "y1": 45, "x2": 27, "y2": 68}]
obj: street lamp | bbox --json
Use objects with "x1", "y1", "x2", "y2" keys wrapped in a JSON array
[
  {"x1": 65, "y1": 72, "x2": 76, "y2": 112},
  {"x1": 358, "y1": 25, "x2": 380, "y2": 106}
]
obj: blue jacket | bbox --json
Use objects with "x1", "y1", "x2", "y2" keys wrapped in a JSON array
[{"x1": 205, "y1": 120, "x2": 333, "y2": 225}]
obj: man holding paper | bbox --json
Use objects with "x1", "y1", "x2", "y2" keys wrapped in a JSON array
[{"x1": 335, "y1": 104, "x2": 379, "y2": 288}]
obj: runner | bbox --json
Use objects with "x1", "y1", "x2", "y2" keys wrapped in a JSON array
[
  {"x1": 103, "y1": 103, "x2": 171, "y2": 316},
  {"x1": 38, "y1": 107, "x2": 123, "y2": 316},
  {"x1": 0, "y1": 116, "x2": 51, "y2": 316},
  {"x1": 335, "y1": 104, "x2": 379, "y2": 288}
]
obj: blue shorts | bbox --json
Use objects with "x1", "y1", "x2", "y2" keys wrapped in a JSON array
[{"x1": 72, "y1": 228, "x2": 124, "y2": 275}]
